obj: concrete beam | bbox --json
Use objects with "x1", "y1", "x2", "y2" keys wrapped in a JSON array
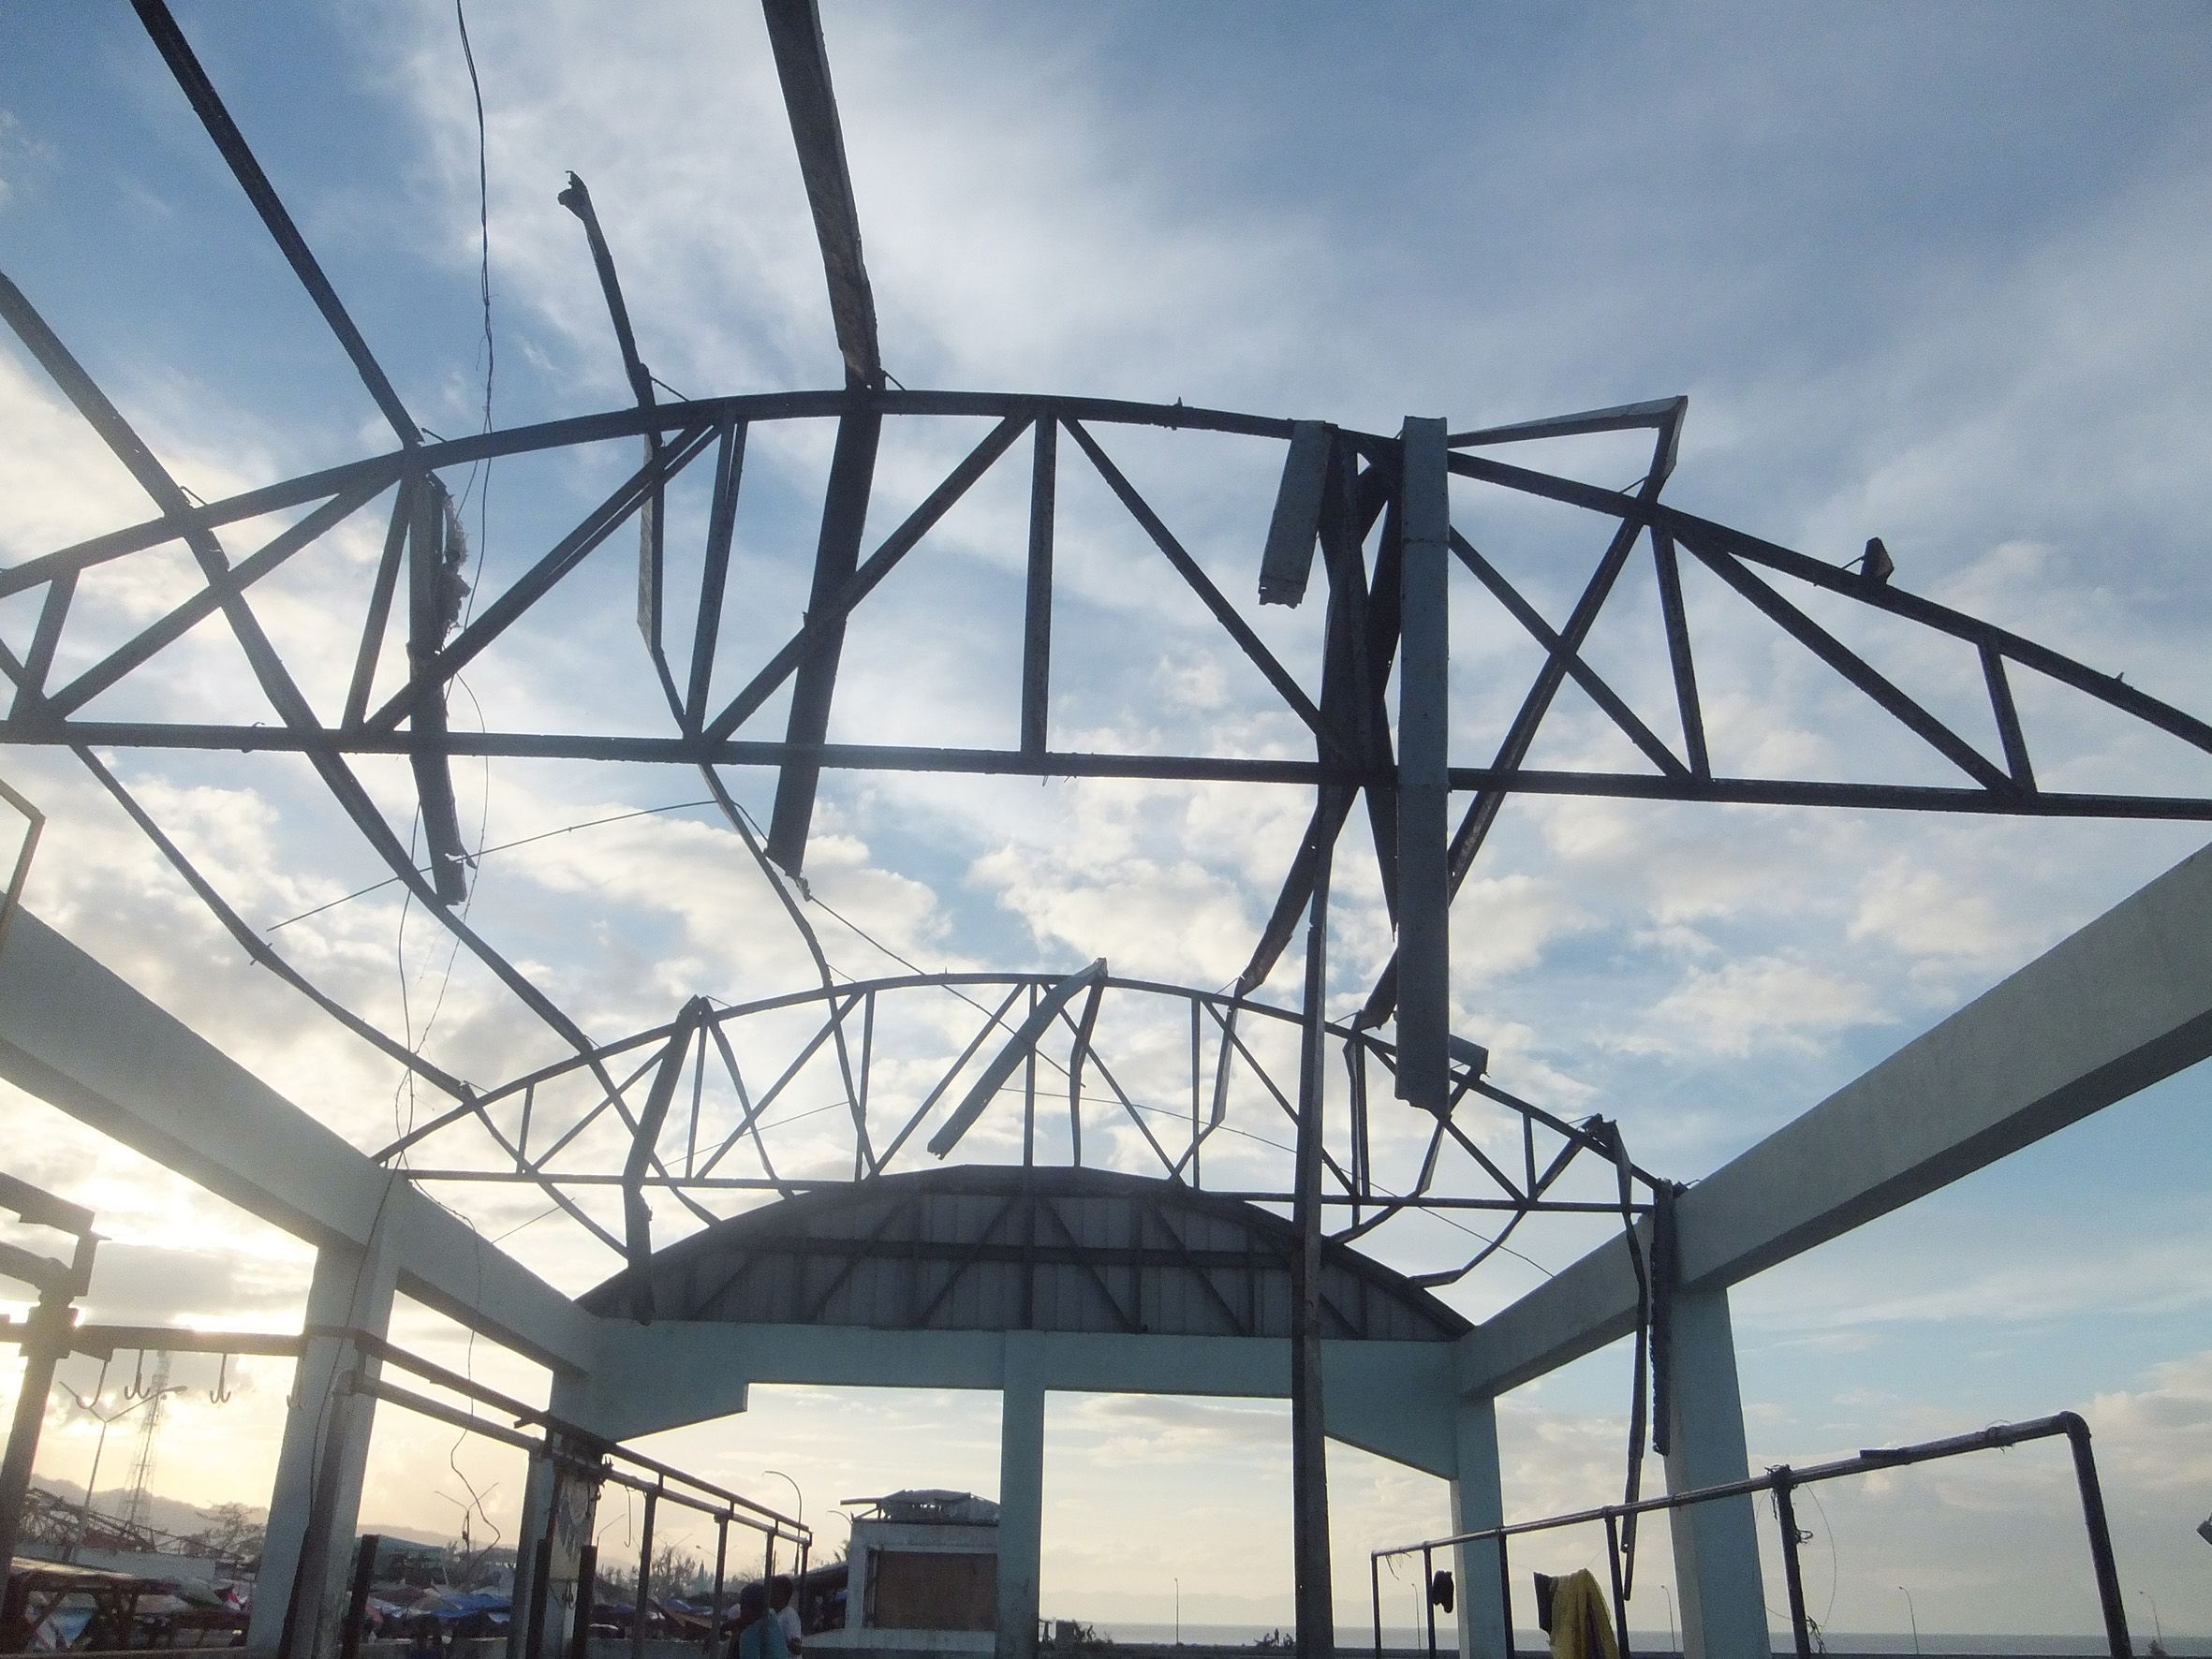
[
  {"x1": 1467, "y1": 839, "x2": 2212, "y2": 1393},
  {"x1": 0, "y1": 910, "x2": 598, "y2": 1374},
  {"x1": 571, "y1": 1321, "x2": 1460, "y2": 1476}
]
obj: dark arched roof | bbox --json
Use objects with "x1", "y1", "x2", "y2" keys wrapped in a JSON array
[{"x1": 582, "y1": 1166, "x2": 1469, "y2": 1343}]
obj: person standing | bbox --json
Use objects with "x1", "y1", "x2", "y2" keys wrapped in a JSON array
[
  {"x1": 727, "y1": 1582, "x2": 788, "y2": 1659},
  {"x1": 769, "y1": 1576, "x2": 803, "y2": 1655}
]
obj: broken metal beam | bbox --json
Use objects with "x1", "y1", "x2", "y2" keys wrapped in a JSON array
[
  {"x1": 929, "y1": 960, "x2": 1107, "y2": 1158},
  {"x1": 129, "y1": 0, "x2": 421, "y2": 447},
  {"x1": 1393, "y1": 417, "x2": 1451, "y2": 1110},
  {"x1": 759, "y1": 0, "x2": 882, "y2": 387},
  {"x1": 767, "y1": 406, "x2": 882, "y2": 874},
  {"x1": 406, "y1": 482, "x2": 471, "y2": 906},
  {"x1": 1259, "y1": 419, "x2": 1334, "y2": 607}
]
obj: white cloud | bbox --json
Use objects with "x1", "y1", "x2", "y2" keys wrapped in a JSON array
[{"x1": 1617, "y1": 954, "x2": 1889, "y2": 1059}]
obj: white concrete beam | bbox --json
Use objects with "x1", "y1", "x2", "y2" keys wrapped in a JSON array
[
  {"x1": 1467, "y1": 840, "x2": 2212, "y2": 1394},
  {"x1": 570, "y1": 1320, "x2": 1461, "y2": 1476},
  {"x1": 0, "y1": 910, "x2": 598, "y2": 1373}
]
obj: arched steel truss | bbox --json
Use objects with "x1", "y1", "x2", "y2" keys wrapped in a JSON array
[{"x1": 372, "y1": 970, "x2": 1663, "y2": 1287}]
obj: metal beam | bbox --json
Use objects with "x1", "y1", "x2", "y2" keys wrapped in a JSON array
[
  {"x1": 929, "y1": 959, "x2": 1108, "y2": 1157},
  {"x1": 1393, "y1": 417, "x2": 1451, "y2": 1110},
  {"x1": 759, "y1": 0, "x2": 882, "y2": 387},
  {"x1": 767, "y1": 408, "x2": 881, "y2": 873},
  {"x1": 1259, "y1": 419, "x2": 1333, "y2": 607},
  {"x1": 128, "y1": 0, "x2": 421, "y2": 447},
  {"x1": 1465, "y1": 838, "x2": 2212, "y2": 1394}
]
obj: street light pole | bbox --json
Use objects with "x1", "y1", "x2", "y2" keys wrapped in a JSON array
[
  {"x1": 1898, "y1": 1585, "x2": 1920, "y2": 1656},
  {"x1": 760, "y1": 1469, "x2": 804, "y2": 1591},
  {"x1": 759, "y1": 1470, "x2": 803, "y2": 1535},
  {"x1": 2138, "y1": 1590, "x2": 2162, "y2": 1649},
  {"x1": 1659, "y1": 1584, "x2": 1677, "y2": 1655},
  {"x1": 1173, "y1": 1577, "x2": 1179, "y2": 1646}
]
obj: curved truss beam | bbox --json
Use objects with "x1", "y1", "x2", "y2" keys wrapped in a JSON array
[{"x1": 367, "y1": 967, "x2": 1664, "y2": 1284}]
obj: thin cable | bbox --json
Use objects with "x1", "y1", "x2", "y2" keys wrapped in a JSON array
[
  {"x1": 264, "y1": 797, "x2": 719, "y2": 932},
  {"x1": 1805, "y1": 1480, "x2": 1838, "y2": 1627},
  {"x1": 490, "y1": 1202, "x2": 562, "y2": 1244}
]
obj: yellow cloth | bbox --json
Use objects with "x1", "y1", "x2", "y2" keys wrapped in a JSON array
[{"x1": 1547, "y1": 1569, "x2": 1619, "y2": 1659}]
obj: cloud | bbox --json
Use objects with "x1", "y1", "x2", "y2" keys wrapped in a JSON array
[{"x1": 1615, "y1": 954, "x2": 1890, "y2": 1059}]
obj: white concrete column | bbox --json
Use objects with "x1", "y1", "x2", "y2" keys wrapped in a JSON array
[
  {"x1": 1449, "y1": 1394, "x2": 1510, "y2": 1659},
  {"x1": 995, "y1": 1333, "x2": 1046, "y2": 1659},
  {"x1": 1662, "y1": 1287, "x2": 1768, "y2": 1659},
  {"x1": 248, "y1": 1225, "x2": 398, "y2": 1657}
]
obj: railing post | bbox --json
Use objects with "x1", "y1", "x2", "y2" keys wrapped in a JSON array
[
  {"x1": 338, "y1": 1534, "x2": 377, "y2": 1659},
  {"x1": 525, "y1": 1534, "x2": 554, "y2": 1659},
  {"x1": 1423, "y1": 1544, "x2": 1438, "y2": 1657},
  {"x1": 709, "y1": 1516, "x2": 729, "y2": 1653},
  {"x1": 2057, "y1": 1415, "x2": 2131, "y2": 1658},
  {"x1": 570, "y1": 1544, "x2": 598, "y2": 1659},
  {"x1": 1770, "y1": 1474, "x2": 1812, "y2": 1659},
  {"x1": 632, "y1": 1489, "x2": 657, "y2": 1659},
  {"x1": 1603, "y1": 1512, "x2": 1632, "y2": 1659}
]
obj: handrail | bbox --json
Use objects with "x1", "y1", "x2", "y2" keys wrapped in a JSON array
[{"x1": 1370, "y1": 1412, "x2": 2128, "y2": 1659}]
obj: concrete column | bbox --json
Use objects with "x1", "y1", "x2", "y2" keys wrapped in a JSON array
[
  {"x1": 1449, "y1": 1394, "x2": 1510, "y2": 1659},
  {"x1": 995, "y1": 1333, "x2": 1046, "y2": 1659},
  {"x1": 248, "y1": 1226, "x2": 398, "y2": 1658},
  {"x1": 1662, "y1": 1287, "x2": 1768, "y2": 1659}
]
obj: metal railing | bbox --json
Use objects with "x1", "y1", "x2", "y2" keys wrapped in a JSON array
[{"x1": 1371, "y1": 1413, "x2": 2130, "y2": 1659}]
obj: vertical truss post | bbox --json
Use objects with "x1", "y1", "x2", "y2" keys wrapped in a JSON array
[
  {"x1": 1290, "y1": 844, "x2": 1335, "y2": 1659},
  {"x1": 1394, "y1": 417, "x2": 1452, "y2": 1109},
  {"x1": 1022, "y1": 416, "x2": 1056, "y2": 757},
  {"x1": 406, "y1": 480, "x2": 470, "y2": 905},
  {"x1": 686, "y1": 418, "x2": 745, "y2": 733}
]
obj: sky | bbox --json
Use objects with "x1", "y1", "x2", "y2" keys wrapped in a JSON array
[{"x1": 2, "y1": 0, "x2": 2211, "y2": 1642}]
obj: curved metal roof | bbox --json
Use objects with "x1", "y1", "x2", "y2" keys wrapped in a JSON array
[{"x1": 582, "y1": 1165, "x2": 1470, "y2": 1343}]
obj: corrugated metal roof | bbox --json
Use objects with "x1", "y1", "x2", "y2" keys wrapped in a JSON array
[{"x1": 582, "y1": 1167, "x2": 1467, "y2": 1342}]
